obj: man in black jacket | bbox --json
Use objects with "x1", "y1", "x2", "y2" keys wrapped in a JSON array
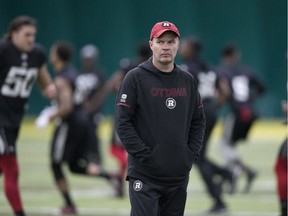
[{"x1": 115, "y1": 21, "x2": 206, "y2": 216}]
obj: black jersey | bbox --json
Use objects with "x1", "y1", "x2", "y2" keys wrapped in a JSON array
[
  {"x1": 0, "y1": 40, "x2": 46, "y2": 128},
  {"x1": 218, "y1": 63, "x2": 266, "y2": 113},
  {"x1": 56, "y1": 65, "x2": 77, "y2": 86},
  {"x1": 74, "y1": 70, "x2": 105, "y2": 114},
  {"x1": 180, "y1": 57, "x2": 218, "y2": 101},
  {"x1": 56, "y1": 65, "x2": 78, "y2": 120}
]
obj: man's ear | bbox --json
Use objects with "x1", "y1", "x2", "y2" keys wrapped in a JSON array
[{"x1": 149, "y1": 40, "x2": 153, "y2": 49}]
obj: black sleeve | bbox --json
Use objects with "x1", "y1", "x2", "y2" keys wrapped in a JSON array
[
  {"x1": 115, "y1": 71, "x2": 152, "y2": 162},
  {"x1": 187, "y1": 88, "x2": 206, "y2": 160}
]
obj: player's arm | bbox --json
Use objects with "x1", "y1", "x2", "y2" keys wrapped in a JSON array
[
  {"x1": 84, "y1": 84, "x2": 107, "y2": 114},
  {"x1": 215, "y1": 75, "x2": 230, "y2": 108},
  {"x1": 37, "y1": 64, "x2": 57, "y2": 100},
  {"x1": 49, "y1": 77, "x2": 73, "y2": 121}
]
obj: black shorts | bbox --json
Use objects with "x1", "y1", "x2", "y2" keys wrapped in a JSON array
[
  {"x1": 0, "y1": 126, "x2": 20, "y2": 155},
  {"x1": 223, "y1": 113, "x2": 256, "y2": 145},
  {"x1": 50, "y1": 110, "x2": 101, "y2": 164}
]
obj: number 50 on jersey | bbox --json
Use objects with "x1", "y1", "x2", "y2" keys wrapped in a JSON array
[{"x1": 1, "y1": 66, "x2": 37, "y2": 98}]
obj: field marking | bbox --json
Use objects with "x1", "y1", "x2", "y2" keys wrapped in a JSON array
[{"x1": 0, "y1": 206, "x2": 277, "y2": 216}]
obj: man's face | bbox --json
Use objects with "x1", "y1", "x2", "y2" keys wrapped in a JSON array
[
  {"x1": 12, "y1": 25, "x2": 36, "y2": 52},
  {"x1": 150, "y1": 31, "x2": 179, "y2": 65}
]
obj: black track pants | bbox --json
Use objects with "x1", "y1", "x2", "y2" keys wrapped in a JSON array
[{"x1": 128, "y1": 177, "x2": 189, "y2": 216}]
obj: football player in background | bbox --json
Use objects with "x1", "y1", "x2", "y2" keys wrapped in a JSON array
[
  {"x1": 179, "y1": 36, "x2": 234, "y2": 214},
  {"x1": 217, "y1": 44, "x2": 266, "y2": 193},
  {"x1": 0, "y1": 16, "x2": 56, "y2": 216},
  {"x1": 45, "y1": 42, "x2": 121, "y2": 214}
]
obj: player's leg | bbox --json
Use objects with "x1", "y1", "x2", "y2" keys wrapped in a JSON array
[
  {"x1": 111, "y1": 144, "x2": 127, "y2": 177},
  {"x1": 1, "y1": 155, "x2": 26, "y2": 216},
  {"x1": 219, "y1": 113, "x2": 243, "y2": 193},
  {"x1": 202, "y1": 104, "x2": 233, "y2": 180},
  {"x1": 196, "y1": 108, "x2": 228, "y2": 212},
  {"x1": 68, "y1": 157, "x2": 124, "y2": 198},
  {"x1": 274, "y1": 139, "x2": 287, "y2": 216},
  {"x1": 232, "y1": 116, "x2": 258, "y2": 193},
  {"x1": 50, "y1": 123, "x2": 76, "y2": 214},
  {"x1": 220, "y1": 113, "x2": 239, "y2": 163},
  {"x1": 51, "y1": 162, "x2": 76, "y2": 214},
  {"x1": 81, "y1": 118, "x2": 109, "y2": 179},
  {"x1": 67, "y1": 111, "x2": 107, "y2": 178},
  {"x1": 0, "y1": 127, "x2": 26, "y2": 216},
  {"x1": 67, "y1": 112, "x2": 124, "y2": 197},
  {"x1": 109, "y1": 130, "x2": 127, "y2": 197},
  {"x1": 206, "y1": 160, "x2": 236, "y2": 194},
  {"x1": 197, "y1": 160, "x2": 228, "y2": 213},
  {"x1": 110, "y1": 130, "x2": 128, "y2": 180}
]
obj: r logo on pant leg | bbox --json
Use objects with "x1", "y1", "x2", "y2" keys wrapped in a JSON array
[{"x1": 133, "y1": 180, "x2": 143, "y2": 191}]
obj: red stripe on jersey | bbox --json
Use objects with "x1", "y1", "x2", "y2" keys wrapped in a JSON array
[
  {"x1": 198, "y1": 103, "x2": 203, "y2": 108},
  {"x1": 117, "y1": 102, "x2": 131, "y2": 108}
]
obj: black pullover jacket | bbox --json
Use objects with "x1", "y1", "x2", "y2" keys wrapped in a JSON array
[{"x1": 115, "y1": 58, "x2": 205, "y2": 185}]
